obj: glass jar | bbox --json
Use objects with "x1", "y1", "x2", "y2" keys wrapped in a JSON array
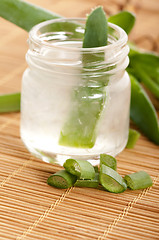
[{"x1": 20, "y1": 18, "x2": 130, "y2": 165}]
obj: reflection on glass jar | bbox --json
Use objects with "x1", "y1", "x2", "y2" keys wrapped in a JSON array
[{"x1": 20, "y1": 18, "x2": 130, "y2": 165}]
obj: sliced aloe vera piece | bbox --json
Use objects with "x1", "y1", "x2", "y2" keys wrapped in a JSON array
[
  {"x1": 124, "y1": 171, "x2": 153, "y2": 190},
  {"x1": 47, "y1": 170, "x2": 77, "y2": 189},
  {"x1": 126, "y1": 128, "x2": 140, "y2": 149},
  {"x1": 63, "y1": 159, "x2": 95, "y2": 180},
  {"x1": 74, "y1": 173, "x2": 99, "y2": 188},
  {"x1": 0, "y1": 92, "x2": 20, "y2": 113},
  {"x1": 94, "y1": 166, "x2": 99, "y2": 173},
  {"x1": 100, "y1": 154, "x2": 117, "y2": 170},
  {"x1": 100, "y1": 165, "x2": 127, "y2": 193}
]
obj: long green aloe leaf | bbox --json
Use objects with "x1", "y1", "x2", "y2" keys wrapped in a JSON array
[
  {"x1": 128, "y1": 52, "x2": 159, "y2": 99},
  {"x1": 59, "y1": 7, "x2": 108, "y2": 148},
  {"x1": 129, "y1": 74, "x2": 159, "y2": 145},
  {"x1": 0, "y1": 0, "x2": 61, "y2": 31}
]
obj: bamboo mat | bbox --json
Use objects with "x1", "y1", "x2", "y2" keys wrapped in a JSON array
[{"x1": 0, "y1": 0, "x2": 159, "y2": 239}]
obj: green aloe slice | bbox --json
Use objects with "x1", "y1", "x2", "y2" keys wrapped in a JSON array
[
  {"x1": 126, "y1": 128, "x2": 140, "y2": 149},
  {"x1": 124, "y1": 171, "x2": 153, "y2": 190},
  {"x1": 47, "y1": 170, "x2": 77, "y2": 189},
  {"x1": 100, "y1": 165, "x2": 127, "y2": 193},
  {"x1": 63, "y1": 159, "x2": 95, "y2": 180},
  {"x1": 74, "y1": 173, "x2": 99, "y2": 188},
  {"x1": 100, "y1": 154, "x2": 117, "y2": 170},
  {"x1": 94, "y1": 166, "x2": 99, "y2": 173},
  {"x1": 0, "y1": 92, "x2": 20, "y2": 113}
]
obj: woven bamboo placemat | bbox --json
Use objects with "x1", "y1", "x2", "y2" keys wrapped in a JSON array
[{"x1": 0, "y1": 0, "x2": 159, "y2": 239}]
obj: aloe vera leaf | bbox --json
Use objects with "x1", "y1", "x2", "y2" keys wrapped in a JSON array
[
  {"x1": 59, "y1": 7, "x2": 108, "y2": 148},
  {"x1": 127, "y1": 42, "x2": 159, "y2": 97},
  {"x1": 94, "y1": 166, "x2": 99, "y2": 173},
  {"x1": 83, "y1": 7, "x2": 107, "y2": 47},
  {"x1": 100, "y1": 154, "x2": 117, "y2": 171},
  {"x1": 124, "y1": 171, "x2": 153, "y2": 190},
  {"x1": 108, "y1": 11, "x2": 136, "y2": 34},
  {"x1": 126, "y1": 128, "x2": 140, "y2": 149},
  {"x1": 130, "y1": 52, "x2": 159, "y2": 69},
  {"x1": 100, "y1": 165, "x2": 127, "y2": 193},
  {"x1": 63, "y1": 159, "x2": 95, "y2": 180},
  {"x1": 59, "y1": 86, "x2": 107, "y2": 148},
  {"x1": 0, "y1": 0, "x2": 61, "y2": 32},
  {"x1": 128, "y1": 52, "x2": 159, "y2": 98},
  {"x1": 74, "y1": 173, "x2": 99, "y2": 188},
  {"x1": 135, "y1": 68, "x2": 159, "y2": 99},
  {"x1": 129, "y1": 74, "x2": 159, "y2": 145},
  {"x1": 0, "y1": 0, "x2": 83, "y2": 39},
  {"x1": 47, "y1": 170, "x2": 77, "y2": 189},
  {"x1": 0, "y1": 92, "x2": 20, "y2": 113}
]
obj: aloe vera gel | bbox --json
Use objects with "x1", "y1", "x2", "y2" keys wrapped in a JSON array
[{"x1": 21, "y1": 18, "x2": 130, "y2": 165}]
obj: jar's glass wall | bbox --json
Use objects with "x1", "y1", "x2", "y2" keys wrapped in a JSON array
[{"x1": 20, "y1": 19, "x2": 130, "y2": 165}]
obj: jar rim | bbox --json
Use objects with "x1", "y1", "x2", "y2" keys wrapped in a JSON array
[{"x1": 29, "y1": 17, "x2": 128, "y2": 52}]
